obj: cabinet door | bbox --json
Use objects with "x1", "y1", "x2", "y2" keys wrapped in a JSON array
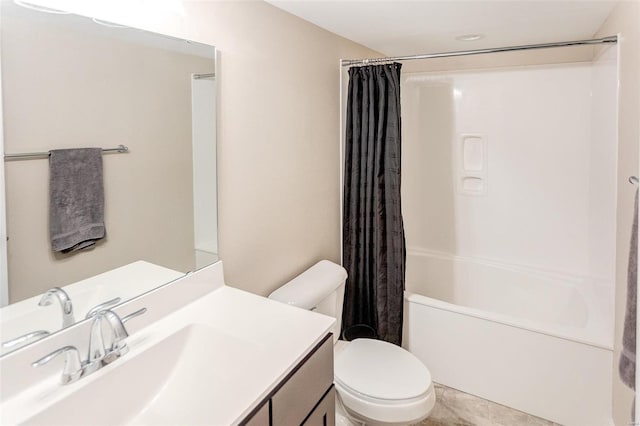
[
  {"x1": 240, "y1": 400, "x2": 270, "y2": 426},
  {"x1": 302, "y1": 386, "x2": 335, "y2": 426},
  {"x1": 271, "y1": 335, "x2": 333, "y2": 425}
]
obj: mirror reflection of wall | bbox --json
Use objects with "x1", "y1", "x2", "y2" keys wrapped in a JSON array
[
  {"x1": 191, "y1": 74, "x2": 218, "y2": 269},
  {"x1": 0, "y1": 3, "x2": 216, "y2": 319}
]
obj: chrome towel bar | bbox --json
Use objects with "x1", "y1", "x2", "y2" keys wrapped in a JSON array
[{"x1": 4, "y1": 145, "x2": 129, "y2": 161}]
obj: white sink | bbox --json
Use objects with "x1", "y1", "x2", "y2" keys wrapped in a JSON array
[
  {"x1": 21, "y1": 324, "x2": 259, "y2": 425},
  {"x1": 0, "y1": 283, "x2": 335, "y2": 425}
]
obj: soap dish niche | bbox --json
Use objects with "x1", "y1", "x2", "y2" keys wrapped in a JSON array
[
  {"x1": 458, "y1": 133, "x2": 487, "y2": 195},
  {"x1": 462, "y1": 176, "x2": 484, "y2": 192},
  {"x1": 458, "y1": 174, "x2": 487, "y2": 196},
  {"x1": 462, "y1": 136, "x2": 485, "y2": 172}
]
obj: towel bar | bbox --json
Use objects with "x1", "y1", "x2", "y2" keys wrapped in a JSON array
[
  {"x1": 4, "y1": 145, "x2": 129, "y2": 161},
  {"x1": 630, "y1": 176, "x2": 639, "y2": 185}
]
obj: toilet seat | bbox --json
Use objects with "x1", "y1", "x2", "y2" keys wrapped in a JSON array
[
  {"x1": 334, "y1": 338, "x2": 435, "y2": 425},
  {"x1": 335, "y1": 338, "x2": 432, "y2": 400}
]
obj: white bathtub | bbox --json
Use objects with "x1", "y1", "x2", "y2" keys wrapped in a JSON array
[{"x1": 403, "y1": 250, "x2": 614, "y2": 426}]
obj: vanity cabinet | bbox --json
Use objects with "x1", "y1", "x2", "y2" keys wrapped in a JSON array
[
  {"x1": 243, "y1": 402, "x2": 270, "y2": 426},
  {"x1": 241, "y1": 333, "x2": 334, "y2": 426},
  {"x1": 301, "y1": 386, "x2": 335, "y2": 426}
]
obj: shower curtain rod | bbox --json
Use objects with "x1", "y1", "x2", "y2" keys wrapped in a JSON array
[{"x1": 341, "y1": 35, "x2": 617, "y2": 67}]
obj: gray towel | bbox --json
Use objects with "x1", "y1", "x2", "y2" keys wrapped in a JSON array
[
  {"x1": 49, "y1": 148, "x2": 105, "y2": 253},
  {"x1": 620, "y1": 190, "x2": 638, "y2": 390}
]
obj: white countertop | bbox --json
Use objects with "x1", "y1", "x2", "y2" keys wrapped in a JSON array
[
  {"x1": 0, "y1": 284, "x2": 335, "y2": 425},
  {"x1": 127, "y1": 285, "x2": 336, "y2": 424}
]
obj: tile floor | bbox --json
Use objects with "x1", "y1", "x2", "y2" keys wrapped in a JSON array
[{"x1": 420, "y1": 383, "x2": 562, "y2": 426}]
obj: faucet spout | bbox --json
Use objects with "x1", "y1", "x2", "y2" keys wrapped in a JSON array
[
  {"x1": 100, "y1": 310, "x2": 130, "y2": 363},
  {"x1": 87, "y1": 309, "x2": 136, "y2": 366},
  {"x1": 38, "y1": 287, "x2": 75, "y2": 328},
  {"x1": 87, "y1": 313, "x2": 107, "y2": 364}
]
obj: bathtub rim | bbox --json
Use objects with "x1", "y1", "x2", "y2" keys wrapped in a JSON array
[{"x1": 404, "y1": 291, "x2": 612, "y2": 351}]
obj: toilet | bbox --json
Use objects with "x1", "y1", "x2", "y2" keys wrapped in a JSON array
[{"x1": 269, "y1": 260, "x2": 435, "y2": 425}]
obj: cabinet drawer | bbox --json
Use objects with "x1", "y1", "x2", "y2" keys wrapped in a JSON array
[
  {"x1": 302, "y1": 386, "x2": 335, "y2": 426},
  {"x1": 271, "y1": 335, "x2": 333, "y2": 425}
]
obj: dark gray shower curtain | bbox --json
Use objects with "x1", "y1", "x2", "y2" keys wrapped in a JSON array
[{"x1": 342, "y1": 63, "x2": 405, "y2": 346}]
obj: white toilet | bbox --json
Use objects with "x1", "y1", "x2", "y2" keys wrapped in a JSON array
[{"x1": 269, "y1": 260, "x2": 435, "y2": 425}]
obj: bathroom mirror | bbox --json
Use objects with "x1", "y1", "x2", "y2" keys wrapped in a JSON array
[{"x1": 0, "y1": 1, "x2": 217, "y2": 354}]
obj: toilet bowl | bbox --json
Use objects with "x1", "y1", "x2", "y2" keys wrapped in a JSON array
[
  {"x1": 269, "y1": 260, "x2": 435, "y2": 425},
  {"x1": 334, "y1": 339, "x2": 435, "y2": 425}
]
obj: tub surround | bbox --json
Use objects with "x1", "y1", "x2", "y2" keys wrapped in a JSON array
[
  {"x1": 400, "y1": 55, "x2": 618, "y2": 426},
  {"x1": 401, "y1": 62, "x2": 617, "y2": 280},
  {"x1": 405, "y1": 250, "x2": 612, "y2": 348},
  {"x1": 0, "y1": 262, "x2": 335, "y2": 424}
]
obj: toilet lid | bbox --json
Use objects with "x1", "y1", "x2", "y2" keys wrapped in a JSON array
[{"x1": 334, "y1": 338, "x2": 432, "y2": 401}]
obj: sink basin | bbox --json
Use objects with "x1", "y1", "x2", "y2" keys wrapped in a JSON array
[{"x1": 21, "y1": 324, "x2": 260, "y2": 425}]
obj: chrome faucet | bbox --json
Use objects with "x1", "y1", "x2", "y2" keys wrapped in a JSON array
[
  {"x1": 104, "y1": 308, "x2": 147, "y2": 363},
  {"x1": 32, "y1": 307, "x2": 146, "y2": 385},
  {"x1": 88, "y1": 309, "x2": 129, "y2": 366},
  {"x1": 38, "y1": 287, "x2": 75, "y2": 328},
  {"x1": 88, "y1": 307, "x2": 146, "y2": 366}
]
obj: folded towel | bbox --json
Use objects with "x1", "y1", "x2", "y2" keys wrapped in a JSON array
[
  {"x1": 620, "y1": 189, "x2": 638, "y2": 390},
  {"x1": 49, "y1": 148, "x2": 105, "y2": 253}
]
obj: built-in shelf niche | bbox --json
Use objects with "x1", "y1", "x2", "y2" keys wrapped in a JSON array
[{"x1": 457, "y1": 133, "x2": 487, "y2": 196}]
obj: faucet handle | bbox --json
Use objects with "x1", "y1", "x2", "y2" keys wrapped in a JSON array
[
  {"x1": 85, "y1": 297, "x2": 122, "y2": 319},
  {"x1": 2, "y1": 330, "x2": 50, "y2": 350},
  {"x1": 121, "y1": 307, "x2": 147, "y2": 324},
  {"x1": 32, "y1": 346, "x2": 83, "y2": 384}
]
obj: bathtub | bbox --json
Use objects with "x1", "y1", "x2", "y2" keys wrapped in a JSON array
[{"x1": 403, "y1": 249, "x2": 614, "y2": 426}]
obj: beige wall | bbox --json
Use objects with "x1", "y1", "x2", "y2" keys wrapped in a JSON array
[
  {"x1": 2, "y1": 11, "x2": 215, "y2": 302},
  {"x1": 596, "y1": 1, "x2": 640, "y2": 424},
  {"x1": 97, "y1": 1, "x2": 379, "y2": 297}
]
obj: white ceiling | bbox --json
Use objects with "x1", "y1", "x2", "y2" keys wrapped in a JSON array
[{"x1": 266, "y1": 0, "x2": 618, "y2": 57}]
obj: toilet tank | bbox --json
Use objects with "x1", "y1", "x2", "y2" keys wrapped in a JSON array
[{"x1": 268, "y1": 260, "x2": 347, "y2": 341}]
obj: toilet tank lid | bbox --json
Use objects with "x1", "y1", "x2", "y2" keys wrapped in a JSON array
[{"x1": 268, "y1": 260, "x2": 347, "y2": 310}]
